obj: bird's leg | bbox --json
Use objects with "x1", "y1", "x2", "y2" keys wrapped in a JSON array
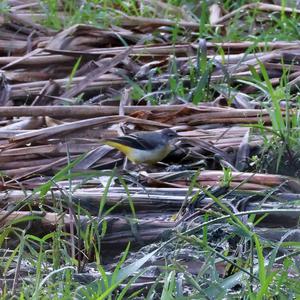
[
  {"x1": 135, "y1": 163, "x2": 146, "y2": 172},
  {"x1": 122, "y1": 157, "x2": 143, "y2": 173},
  {"x1": 157, "y1": 162, "x2": 169, "y2": 168},
  {"x1": 122, "y1": 156, "x2": 129, "y2": 171}
]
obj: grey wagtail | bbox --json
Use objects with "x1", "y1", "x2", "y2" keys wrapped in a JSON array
[{"x1": 103, "y1": 128, "x2": 178, "y2": 164}]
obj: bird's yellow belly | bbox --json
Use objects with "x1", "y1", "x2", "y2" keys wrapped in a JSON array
[
  {"x1": 127, "y1": 145, "x2": 171, "y2": 164},
  {"x1": 127, "y1": 146, "x2": 171, "y2": 164},
  {"x1": 104, "y1": 140, "x2": 171, "y2": 164}
]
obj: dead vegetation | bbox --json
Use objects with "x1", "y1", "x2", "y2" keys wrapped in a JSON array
[{"x1": 1, "y1": 0, "x2": 300, "y2": 298}]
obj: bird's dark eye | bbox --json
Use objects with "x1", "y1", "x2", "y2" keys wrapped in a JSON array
[
  {"x1": 162, "y1": 129, "x2": 177, "y2": 138},
  {"x1": 168, "y1": 132, "x2": 177, "y2": 137}
]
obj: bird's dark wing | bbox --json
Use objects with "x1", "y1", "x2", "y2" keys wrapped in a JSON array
[
  {"x1": 131, "y1": 132, "x2": 164, "y2": 150},
  {"x1": 104, "y1": 134, "x2": 157, "y2": 150}
]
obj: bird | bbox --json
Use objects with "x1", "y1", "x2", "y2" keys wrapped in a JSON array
[{"x1": 103, "y1": 128, "x2": 178, "y2": 164}]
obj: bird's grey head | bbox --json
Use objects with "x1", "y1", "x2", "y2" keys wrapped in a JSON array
[{"x1": 160, "y1": 128, "x2": 178, "y2": 142}]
